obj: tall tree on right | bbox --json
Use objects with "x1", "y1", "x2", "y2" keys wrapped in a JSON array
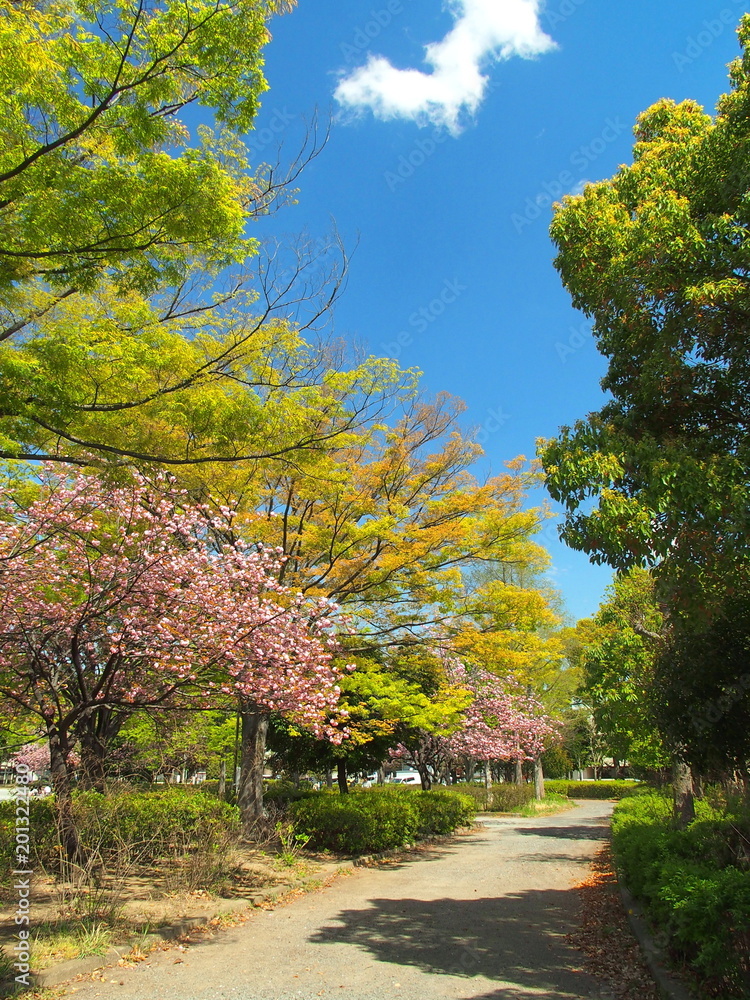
[{"x1": 538, "y1": 14, "x2": 750, "y2": 612}]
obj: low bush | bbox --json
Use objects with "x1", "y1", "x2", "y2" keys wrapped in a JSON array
[
  {"x1": 410, "y1": 788, "x2": 476, "y2": 835},
  {"x1": 0, "y1": 787, "x2": 240, "y2": 877},
  {"x1": 544, "y1": 779, "x2": 642, "y2": 799},
  {"x1": 263, "y1": 779, "x2": 320, "y2": 807},
  {"x1": 448, "y1": 783, "x2": 535, "y2": 812},
  {"x1": 290, "y1": 786, "x2": 475, "y2": 854},
  {"x1": 612, "y1": 790, "x2": 750, "y2": 997}
]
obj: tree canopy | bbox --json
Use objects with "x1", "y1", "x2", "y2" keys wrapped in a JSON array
[
  {"x1": 579, "y1": 569, "x2": 670, "y2": 772},
  {"x1": 0, "y1": 0, "x2": 292, "y2": 293},
  {"x1": 539, "y1": 15, "x2": 750, "y2": 609}
]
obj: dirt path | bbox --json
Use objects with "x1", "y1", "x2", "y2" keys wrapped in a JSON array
[{"x1": 64, "y1": 800, "x2": 616, "y2": 1000}]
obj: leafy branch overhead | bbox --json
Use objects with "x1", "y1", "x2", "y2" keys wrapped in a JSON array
[{"x1": 0, "y1": 0, "x2": 295, "y2": 292}]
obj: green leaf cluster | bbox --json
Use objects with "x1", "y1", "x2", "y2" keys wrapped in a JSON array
[
  {"x1": 0, "y1": 0, "x2": 282, "y2": 292},
  {"x1": 539, "y1": 14, "x2": 750, "y2": 608}
]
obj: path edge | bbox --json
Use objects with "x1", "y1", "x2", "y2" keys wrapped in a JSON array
[{"x1": 617, "y1": 877, "x2": 697, "y2": 1000}]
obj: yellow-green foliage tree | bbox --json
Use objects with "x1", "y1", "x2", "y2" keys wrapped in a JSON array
[
  {"x1": 211, "y1": 392, "x2": 558, "y2": 655},
  {"x1": 0, "y1": 269, "x2": 414, "y2": 464},
  {"x1": 0, "y1": 0, "x2": 291, "y2": 293}
]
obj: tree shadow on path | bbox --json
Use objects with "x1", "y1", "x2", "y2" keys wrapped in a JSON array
[
  {"x1": 309, "y1": 889, "x2": 609, "y2": 998},
  {"x1": 515, "y1": 820, "x2": 611, "y2": 842}
]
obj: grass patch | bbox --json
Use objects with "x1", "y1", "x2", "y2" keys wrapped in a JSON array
[
  {"x1": 516, "y1": 792, "x2": 575, "y2": 817},
  {"x1": 29, "y1": 919, "x2": 113, "y2": 970}
]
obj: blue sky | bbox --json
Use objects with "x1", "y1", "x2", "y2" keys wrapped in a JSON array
[{"x1": 245, "y1": 0, "x2": 747, "y2": 622}]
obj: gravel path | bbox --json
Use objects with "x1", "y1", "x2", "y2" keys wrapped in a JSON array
[{"x1": 65, "y1": 800, "x2": 616, "y2": 1000}]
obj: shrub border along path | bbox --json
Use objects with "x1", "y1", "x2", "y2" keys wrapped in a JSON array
[{"x1": 617, "y1": 878, "x2": 696, "y2": 1000}]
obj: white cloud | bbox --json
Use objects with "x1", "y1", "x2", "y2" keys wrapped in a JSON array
[{"x1": 334, "y1": 0, "x2": 555, "y2": 133}]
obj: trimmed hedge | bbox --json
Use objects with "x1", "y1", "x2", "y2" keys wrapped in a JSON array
[
  {"x1": 544, "y1": 779, "x2": 642, "y2": 799},
  {"x1": 290, "y1": 786, "x2": 475, "y2": 854},
  {"x1": 0, "y1": 787, "x2": 239, "y2": 876},
  {"x1": 612, "y1": 791, "x2": 750, "y2": 997},
  {"x1": 448, "y1": 783, "x2": 535, "y2": 812}
]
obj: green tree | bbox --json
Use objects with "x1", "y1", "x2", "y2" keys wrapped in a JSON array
[
  {"x1": 580, "y1": 569, "x2": 670, "y2": 773},
  {"x1": 538, "y1": 15, "x2": 750, "y2": 610},
  {"x1": 0, "y1": 0, "x2": 293, "y2": 293},
  {"x1": 557, "y1": 707, "x2": 607, "y2": 778},
  {"x1": 653, "y1": 594, "x2": 750, "y2": 782},
  {"x1": 268, "y1": 653, "x2": 470, "y2": 793},
  {"x1": 109, "y1": 710, "x2": 237, "y2": 783}
]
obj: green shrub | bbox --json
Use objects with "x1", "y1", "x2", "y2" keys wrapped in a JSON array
[
  {"x1": 291, "y1": 789, "x2": 418, "y2": 853},
  {"x1": 448, "y1": 783, "x2": 535, "y2": 812},
  {"x1": 612, "y1": 791, "x2": 750, "y2": 996},
  {"x1": 0, "y1": 796, "x2": 57, "y2": 883},
  {"x1": 290, "y1": 786, "x2": 475, "y2": 854},
  {"x1": 545, "y1": 779, "x2": 642, "y2": 799},
  {"x1": 410, "y1": 789, "x2": 476, "y2": 834},
  {"x1": 0, "y1": 787, "x2": 239, "y2": 873},
  {"x1": 263, "y1": 780, "x2": 319, "y2": 807}
]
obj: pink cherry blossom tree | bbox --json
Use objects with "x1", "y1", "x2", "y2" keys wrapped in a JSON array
[
  {"x1": 9, "y1": 741, "x2": 81, "y2": 779},
  {"x1": 0, "y1": 468, "x2": 345, "y2": 855},
  {"x1": 391, "y1": 659, "x2": 558, "y2": 793},
  {"x1": 10, "y1": 742, "x2": 51, "y2": 777},
  {"x1": 447, "y1": 663, "x2": 558, "y2": 794}
]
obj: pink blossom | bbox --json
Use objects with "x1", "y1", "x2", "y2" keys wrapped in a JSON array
[{"x1": 0, "y1": 468, "x2": 347, "y2": 768}]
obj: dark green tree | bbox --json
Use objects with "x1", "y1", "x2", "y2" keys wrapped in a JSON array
[
  {"x1": 539, "y1": 15, "x2": 750, "y2": 610},
  {"x1": 653, "y1": 595, "x2": 750, "y2": 782}
]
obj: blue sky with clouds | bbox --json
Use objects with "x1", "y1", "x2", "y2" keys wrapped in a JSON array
[{"x1": 245, "y1": 0, "x2": 747, "y2": 622}]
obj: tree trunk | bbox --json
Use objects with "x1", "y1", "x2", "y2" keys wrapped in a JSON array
[
  {"x1": 533, "y1": 757, "x2": 545, "y2": 800},
  {"x1": 514, "y1": 758, "x2": 524, "y2": 785},
  {"x1": 218, "y1": 759, "x2": 226, "y2": 800},
  {"x1": 237, "y1": 700, "x2": 270, "y2": 834},
  {"x1": 672, "y1": 758, "x2": 695, "y2": 829},
  {"x1": 77, "y1": 728, "x2": 107, "y2": 792},
  {"x1": 48, "y1": 728, "x2": 83, "y2": 865},
  {"x1": 483, "y1": 760, "x2": 492, "y2": 789},
  {"x1": 417, "y1": 765, "x2": 432, "y2": 790},
  {"x1": 377, "y1": 766, "x2": 386, "y2": 785},
  {"x1": 692, "y1": 771, "x2": 704, "y2": 799},
  {"x1": 74, "y1": 707, "x2": 126, "y2": 792},
  {"x1": 324, "y1": 768, "x2": 333, "y2": 788},
  {"x1": 336, "y1": 759, "x2": 349, "y2": 794}
]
